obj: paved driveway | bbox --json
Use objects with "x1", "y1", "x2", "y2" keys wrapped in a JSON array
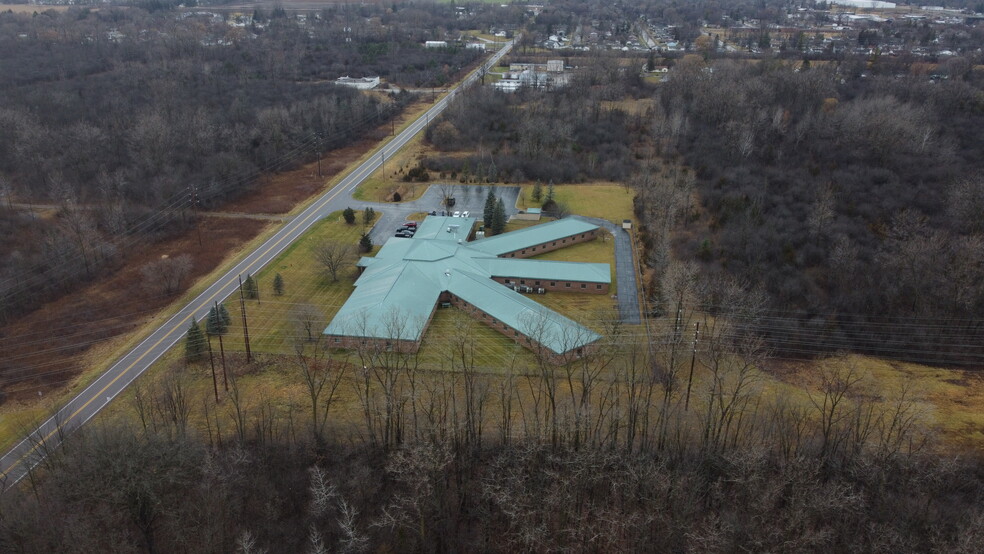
[
  {"x1": 357, "y1": 184, "x2": 521, "y2": 245},
  {"x1": 573, "y1": 215, "x2": 642, "y2": 325}
]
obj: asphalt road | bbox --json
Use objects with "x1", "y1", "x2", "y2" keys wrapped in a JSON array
[{"x1": 0, "y1": 38, "x2": 516, "y2": 489}]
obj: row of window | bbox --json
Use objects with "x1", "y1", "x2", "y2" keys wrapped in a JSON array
[
  {"x1": 512, "y1": 232, "x2": 594, "y2": 257},
  {"x1": 505, "y1": 278, "x2": 604, "y2": 290}
]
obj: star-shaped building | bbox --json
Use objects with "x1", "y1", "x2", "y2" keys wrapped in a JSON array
[{"x1": 323, "y1": 216, "x2": 611, "y2": 360}]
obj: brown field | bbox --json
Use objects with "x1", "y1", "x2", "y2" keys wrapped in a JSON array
[
  {"x1": 0, "y1": 98, "x2": 432, "y2": 445},
  {"x1": 0, "y1": 4, "x2": 70, "y2": 13}
]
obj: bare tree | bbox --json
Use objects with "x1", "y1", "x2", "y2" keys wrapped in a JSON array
[
  {"x1": 313, "y1": 241, "x2": 354, "y2": 282},
  {"x1": 141, "y1": 254, "x2": 193, "y2": 297},
  {"x1": 290, "y1": 303, "x2": 325, "y2": 343},
  {"x1": 293, "y1": 337, "x2": 346, "y2": 445}
]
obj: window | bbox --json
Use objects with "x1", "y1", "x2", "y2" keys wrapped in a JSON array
[
  {"x1": 596, "y1": 284, "x2": 602, "y2": 290},
  {"x1": 550, "y1": 282, "x2": 556, "y2": 287},
  {"x1": 565, "y1": 282, "x2": 571, "y2": 288},
  {"x1": 334, "y1": 338, "x2": 340, "y2": 343},
  {"x1": 522, "y1": 250, "x2": 526, "y2": 254},
  {"x1": 562, "y1": 239, "x2": 567, "y2": 243},
  {"x1": 552, "y1": 241, "x2": 556, "y2": 246},
  {"x1": 514, "y1": 331, "x2": 519, "y2": 337},
  {"x1": 535, "y1": 281, "x2": 540, "y2": 286},
  {"x1": 581, "y1": 283, "x2": 586, "y2": 289},
  {"x1": 520, "y1": 280, "x2": 525, "y2": 285}
]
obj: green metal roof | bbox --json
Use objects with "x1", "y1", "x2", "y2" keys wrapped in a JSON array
[
  {"x1": 469, "y1": 218, "x2": 602, "y2": 256},
  {"x1": 482, "y1": 258, "x2": 610, "y2": 284},
  {"x1": 412, "y1": 216, "x2": 476, "y2": 241},
  {"x1": 324, "y1": 217, "x2": 608, "y2": 355}
]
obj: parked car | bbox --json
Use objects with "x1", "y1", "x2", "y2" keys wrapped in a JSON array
[
  {"x1": 395, "y1": 231, "x2": 414, "y2": 238},
  {"x1": 404, "y1": 222, "x2": 418, "y2": 228},
  {"x1": 462, "y1": 211, "x2": 470, "y2": 218},
  {"x1": 453, "y1": 211, "x2": 461, "y2": 217}
]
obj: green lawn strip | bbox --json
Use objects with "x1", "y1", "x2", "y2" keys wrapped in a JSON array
[
  {"x1": 516, "y1": 183, "x2": 636, "y2": 225},
  {"x1": 217, "y1": 212, "x2": 368, "y2": 355}
]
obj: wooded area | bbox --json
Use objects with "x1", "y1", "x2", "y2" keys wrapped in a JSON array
[{"x1": 0, "y1": 3, "x2": 488, "y2": 321}]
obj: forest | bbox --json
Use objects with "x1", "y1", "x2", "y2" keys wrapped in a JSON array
[
  {"x1": 1, "y1": 326, "x2": 980, "y2": 553},
  {"x1": 424, "y1": 34, "x2": 984, "y2": 365},
  {"x1": 0, "y1": 3, "x2": 488, "y2": 322}
]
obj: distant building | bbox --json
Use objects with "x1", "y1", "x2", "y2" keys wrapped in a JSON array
[
  {"x1": 334, "y1": 76, "x2": 380, "y2": 90},
  {"x1": 546, "y1": 59, "x2": 564, "y2": 72},
  {"x1": 465, "y1": 42, "x2": 487, "y2": 51},
  {"x1": 829, "y1": 0, "x2": 896, "y2": 8},
  {"x1": 425, "y1": 40, "x2": 449, "y2": 48}
]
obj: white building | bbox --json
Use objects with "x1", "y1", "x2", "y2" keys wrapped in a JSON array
[
  {"x1": 334, "y1": 76, "x2": 380, "y2": 90},
  {"x1": 425, "y1": 40, "x2": 449, "y2": 48},
  {"x1": 829, "y1": 0, "x2": 896, "y2": 8}
]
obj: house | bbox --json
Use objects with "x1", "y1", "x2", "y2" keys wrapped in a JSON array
[
  {"x1": 323, "y1": 217, "x2": 610, "y2": 361},
  {"x1": 425, "y1": 40, "x2": 449, "y2": 48}
]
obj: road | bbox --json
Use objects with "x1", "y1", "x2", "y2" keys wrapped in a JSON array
[{"x1": 0, "y1": 38, "x2": 516, "y2": 489}]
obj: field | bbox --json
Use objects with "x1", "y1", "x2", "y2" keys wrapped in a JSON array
[
  {"x1": 516, "y1": 182, "x2": 636, "y2": 225},
  {"x1": 0, "y1": 3, "x2": 70, "y2": 12}
]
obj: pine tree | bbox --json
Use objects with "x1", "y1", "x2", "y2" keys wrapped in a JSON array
[
  {"x1": 218, "y1": 303, "x2": 231, "y2": 327},
  {"x1": 531, "y1": 181, "x2": 543, "y2": 203},
  {"x1": 243, "y1": 274, "x2": 258, "y2": 299},
  {"x1": 492, "y1": 198, "x2": 506, "y2": 235},
  {"x1": 484, "y1": 187, "x2": 496, "y2": 226},
  {"x1": 273, "y1": 273, "x2": 284, "y2": 296},
  {"x1": 359, "y1": 233, "x2": 373, "y2": 253},
  {"x1": 363, "y1": 207, "x2": 376, "y2": 227},
  {"x1": 206, "y1": 306, "x2": 226, "y2": 335},
  {"x1": 546, "y1": 181, "x2": 555, "y2": 204},
  {"x1": 185, "y1": 320, "x2": 208, "y2": 363},
  {"x1": 342, "y1": 207, "x2": 356, "y2": 225}
]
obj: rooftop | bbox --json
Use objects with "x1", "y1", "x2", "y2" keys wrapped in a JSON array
[{"x1": 325, "y1": 217, "x2": 609, "y2": 356}]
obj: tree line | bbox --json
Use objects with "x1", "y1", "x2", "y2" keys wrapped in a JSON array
[
  {"x1": 1, "y1": 307, "x2": 979, "y2": 552},
  {"x1": 642, "y1": 54, "x2": 984, "y2": 365},
  {"x1": 0, "y1": 2, "x2": 497, "y2": 322}
]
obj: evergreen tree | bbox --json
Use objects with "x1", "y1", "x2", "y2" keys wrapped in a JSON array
[
  {"x1": 243, "y1": 274, "x2": 258, "y2": 299},
  {"x1": 531, "y1": 181, "x2": 543, "y2": 203},
  {"x1": 545, "y1": 181, "x2": 555, "y2": 204},
  {"x1": 218, "y1": 303, "x2": 231, "y2": 327},
  {"x1": 205, "y1": 306, "x2": 227, "y2": 335},
  {"x1": 492, "y1": 198, "x2": 506, "y2": 235},
  {"x1": 363, "y1": 207, "x2": 376, "y2": 227},
  {"x1": 484, "y1": 187, "x2": 496, "y2": 225},
  {"x1": 273, "y1": 273, "x2": 284, "y2": 296},
  {"x1": 185, "y1": 320, "x2": 208, "y2": 363},
  {"x1": 342, "y1": 207, "x2": 356, "y2": 225},
  {"x1": 359, "y1": 233, "x2": 373, "y2": 253}
]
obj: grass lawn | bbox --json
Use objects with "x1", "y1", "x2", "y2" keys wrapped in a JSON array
[
  {"x1": 516, "y1": 183, "x2": 636, "y2": 225},
  {"x1": 214, "y1": 211, "x2": 373, "y2": 356}
]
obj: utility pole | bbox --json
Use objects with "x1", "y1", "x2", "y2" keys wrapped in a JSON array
[
  {"x1": 238, "y1": 275, "x2": 252, "y2": 363},
  {"x1": 317, "y1": 134, "x2": 323, "y2": 178},
  {"x1": 684, "y1": 322, "x2": 699, "y2": 411},
  {"x1": 215, "y1": 301, "x2": 228, "y2": 391},
  {"x1": 191, "y1": 185, "x2": 203, "y2": 248},
  {"x1": 206, "y1": 336, "x2": 219, "y2": 402}
]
